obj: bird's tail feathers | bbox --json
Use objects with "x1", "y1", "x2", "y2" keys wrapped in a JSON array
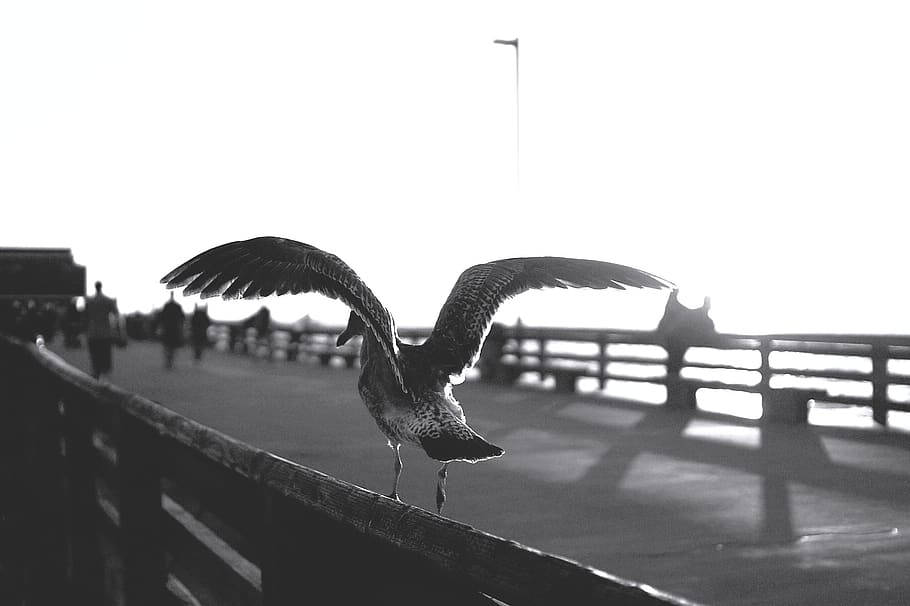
[{"x1": 420, "y1": 433, "x2": 504, "y2": 464}]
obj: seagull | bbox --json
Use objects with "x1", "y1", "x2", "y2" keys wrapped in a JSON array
[{"x1": 161, "y1": 237, "x2": 671, "y2": 513}]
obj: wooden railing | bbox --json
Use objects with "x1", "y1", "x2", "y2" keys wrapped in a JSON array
[
  {"x1": 0, "y1": 334, "x2": 695, "y2": 606},
  {"x1": 215, "y1": 322, "x2": 910, "y2": 427}
]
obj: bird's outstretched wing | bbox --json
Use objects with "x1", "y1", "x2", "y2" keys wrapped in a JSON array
[
  {"x1": 160, "y1": 236, "x2": 407, "y2": 391},
  {"x1": 421, "y1": 257, "x2": 672, "y2": 378}
]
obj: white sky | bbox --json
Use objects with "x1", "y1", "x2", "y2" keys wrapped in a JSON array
[{"x1": 2, "y1": 1, "x2": 908, "y2": 334}]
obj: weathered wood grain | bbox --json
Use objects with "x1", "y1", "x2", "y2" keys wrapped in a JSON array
[
  {"x1": 162, "y1": 495, "x2": 261, "y2": 606},
  {"x1": 161, "y1": 439, "x2": 264, "y2": 564}
]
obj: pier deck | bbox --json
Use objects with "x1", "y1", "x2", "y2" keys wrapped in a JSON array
[{"x1": 56, "y1": 342, "x2": 910, "y2": 605}]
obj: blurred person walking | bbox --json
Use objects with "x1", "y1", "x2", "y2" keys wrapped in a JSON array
[
  {"x1": 190, "y1": 304, "x2": 211, "y2": 362},
  {"x1": 252, "y1": 306, "x2": 271, "y2": 359},
  {"x1": 84, "y1": 281, "x2": 120, "y2": 379},
  {"x1": 159, "y1": 293, "x2": 185, "y2": 369}
]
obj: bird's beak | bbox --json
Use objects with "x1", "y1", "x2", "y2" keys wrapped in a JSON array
[{"x1": 336, "y1": 328, "x2": 355, "y2": 347}]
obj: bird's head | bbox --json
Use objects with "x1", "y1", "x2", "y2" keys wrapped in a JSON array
[{"x1": 336, "y1": 311, "x2": 365, "y2": 346}]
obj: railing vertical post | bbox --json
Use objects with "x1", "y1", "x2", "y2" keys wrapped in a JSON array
[
  {"x1": 62, "y1": 396, "x2": 105, "y2": 604},
  {"x1": 871, "y1": 342, "x2": 888, "y2": 426},
  {"x1": 300, "y1": 329, "x2": 311, "y2": 362},
  {"x1": 23, "y1": 377, "x2": 70, "y2": 605},
  {"x1": 1, "y1": 350, "x2": 30, "y2": 606},
  {"x1": 598, "y1": 334, "x2": 608, "y2": 390},
  {"x1": 229, "y1": 325, "x2": 240, "y2": 353},
  {"x1": 265, "y1": 329, "x2": 274, "y2": 361},
  {"x1": 260, "y1": 489, "x2": 297, "y2": 606},
  {"x1": 287, "y1": 331, "x2": 300, "y2": 362},
  {"x1": 538, "y1": 337, "x2": 547, "y2": 381},
  {"x1": 118, "y1": 411, "x2": 167, "y2": 606},
  {"x1": 759, "y1": 337, "x2": 772, "y2": 407},
  {"x1": 664, "y1": 339, "x2": 694, "y2": 409},
  {"x1": 514, "y1": 322, "x2": 524, "y2": 370}
]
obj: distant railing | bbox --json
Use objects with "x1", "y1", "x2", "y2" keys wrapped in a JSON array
[
  {"x1": 214, "y1": 322, "x2": 910, "y2": 427},
  {"x1": 0, "y1": 335, "x2": 694, "y2": 606}
]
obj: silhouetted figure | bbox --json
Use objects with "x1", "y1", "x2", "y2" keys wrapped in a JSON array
[
  {"x1": 190, "y1": 304, "x2": 211, "y2": 362},
  {"x1": 656, "y1": 289, "x2": 684, "y2": 336},
  {"x1": 159, "y1": 293, "x2": 185, "y2": 369},
  {"x1": 693, "y1": 296, "x2": 715, "y2": 335},
  {"x1": 84, "y1": 281, "x2": 120, "y2": 379},
  {"x1": 657, "y1": 290, "x2": 715, "y2": 340},
  {"x1": 252, "y1": 306, "x2": 271, "y2": 358},
  {"x1": 657, "y1": 289, "x2": 717, "y2": 379}
]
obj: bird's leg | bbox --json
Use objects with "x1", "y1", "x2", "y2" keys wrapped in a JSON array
[
  {"x1": 435, "y1": 463, "x2": 449, "y2": 514},
  {"x1": 387, "y1": 442, "x2": 402, "y2": 501}
]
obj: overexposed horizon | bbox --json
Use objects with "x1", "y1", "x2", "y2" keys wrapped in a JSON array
[{"x1": 3, "y1": 2, "x2": 909, "y2": 335}]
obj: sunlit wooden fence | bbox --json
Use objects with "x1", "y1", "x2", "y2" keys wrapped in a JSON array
[
  {"x1": 0, "y1": 335, "x2": 695, "y2": 606},
  {"x1": 216, "y1": 323, "x2": 910, "y2": 427}
]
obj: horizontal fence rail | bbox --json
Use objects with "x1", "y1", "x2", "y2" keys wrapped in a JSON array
[
  {"x1": 212, "y1": 322, "x2": 910, "y2": 427},
  {"x1": 0, "y1": 335, "x2": 697, "y2": 606}
]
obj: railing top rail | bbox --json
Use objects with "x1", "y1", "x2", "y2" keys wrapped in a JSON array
[
  {"x1": 501, "y1": 328, "x2": 910, "y2": 348},
  {"x1": 232, "y1": 320, "x2": 910, "y2": 349},
  {"x1": 725, "y1": 332, "x2": 910, "y2": 347},
  {"x1": 0, "y1": 335, "x2": 696, "y2": 606}
]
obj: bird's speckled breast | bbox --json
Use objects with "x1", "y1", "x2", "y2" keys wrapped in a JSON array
[
  {"x1": 357, "y1": 379, "x2": 410, "y2": 442},
  {"x1": 356, "y1": 335, "x2": 416, "y2": 443}
]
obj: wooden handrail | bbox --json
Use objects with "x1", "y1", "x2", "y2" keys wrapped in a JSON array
[
  {"x1": 218, "y1": 321, "x2": 910, "y2": 425},
  {"x1": 0, "y1": 335, "x2": 697, "y2": 606}
]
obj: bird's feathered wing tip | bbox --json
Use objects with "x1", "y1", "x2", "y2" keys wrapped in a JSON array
[
  {"x1": 422, "y1": 256, "x2": 673, "y2": 380},
  {"x1": 159, "y1": 236, "x2": 407, "y2": 391}
]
